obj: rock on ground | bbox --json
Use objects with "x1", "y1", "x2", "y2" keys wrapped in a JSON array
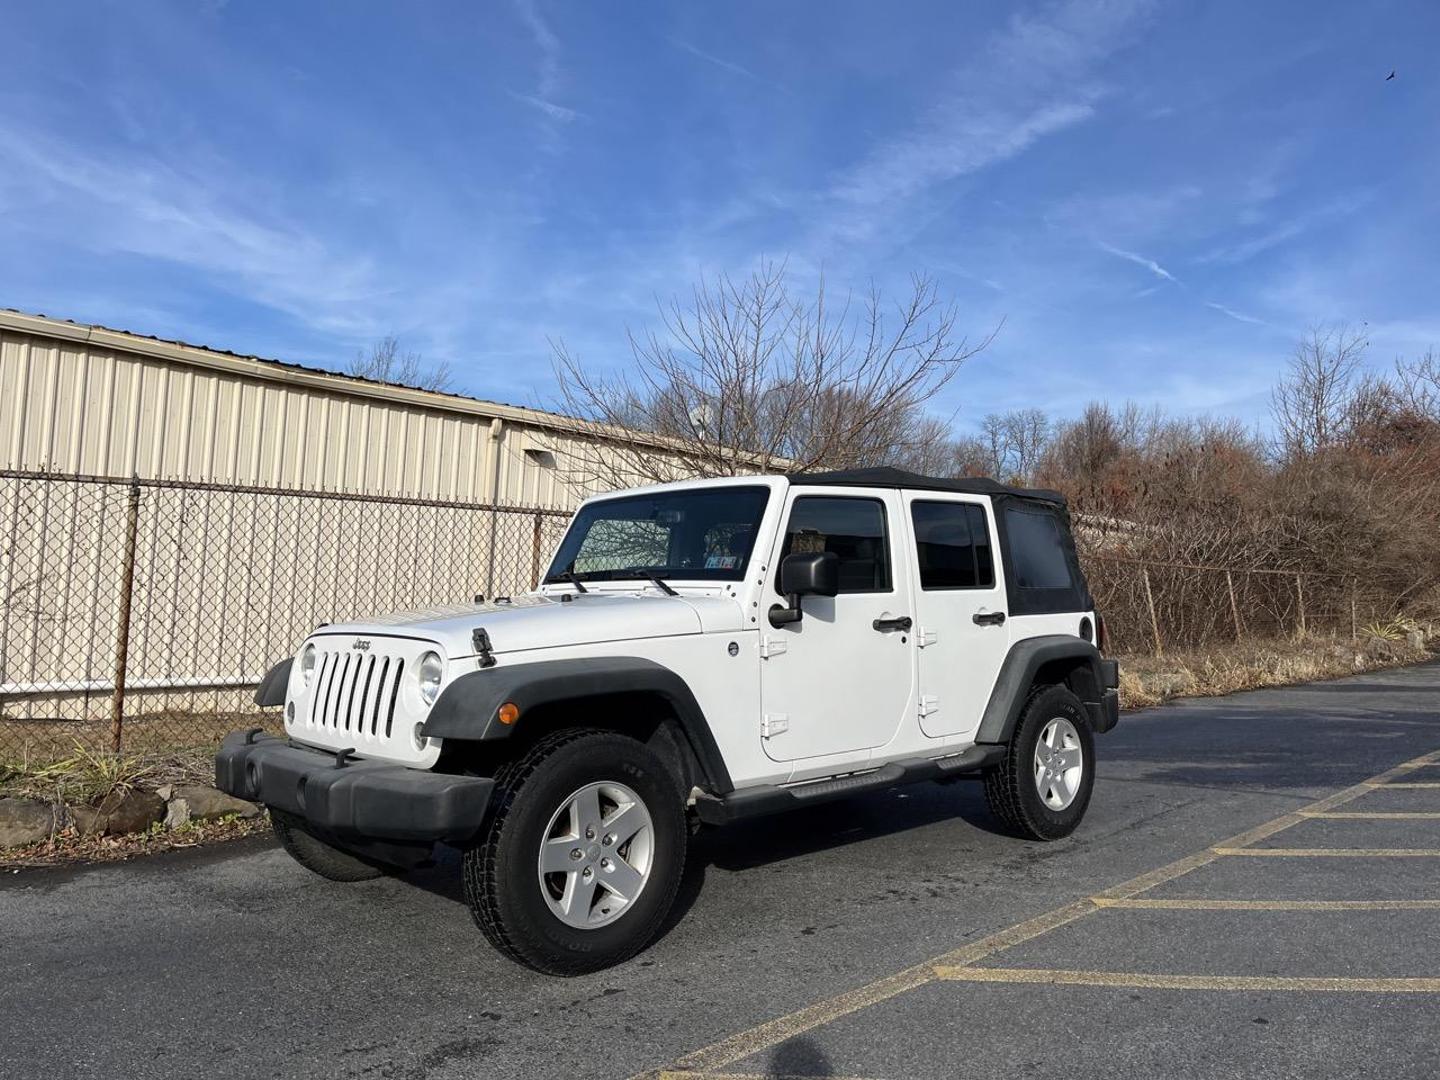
[
  {"x1": 71, "y1": 789, "x2": 166, "y2": 837},
  {"x1": 162, "y1": 785, "x2": 262, "y2": 829},
  {"x1": 0, "y1": 798, "x2": 59, "y2": 849}
]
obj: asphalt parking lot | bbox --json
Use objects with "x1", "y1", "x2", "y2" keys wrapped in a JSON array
[{"x1": 3, "y1": 661, "x2": 1439, "y2": 1080}]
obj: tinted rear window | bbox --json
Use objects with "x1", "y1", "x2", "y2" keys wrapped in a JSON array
[{"x1": 1004, "y1": 506, "x2": 1074, "y2": 590}]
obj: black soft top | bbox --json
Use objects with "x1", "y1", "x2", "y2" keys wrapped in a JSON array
[{"x1": 787, "y1": 466, "x2": 1065, "y2": 505}]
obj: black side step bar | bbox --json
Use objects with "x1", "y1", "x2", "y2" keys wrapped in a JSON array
[{"x1": 694, "y1": 744, "x2": 1007, "y2": 826}]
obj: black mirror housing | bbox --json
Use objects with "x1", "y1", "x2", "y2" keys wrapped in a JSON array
[{"x1": 779, "y1": 551, "x2": 839, "y2": 597}]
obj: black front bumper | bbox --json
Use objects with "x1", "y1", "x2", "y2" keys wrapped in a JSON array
[{"x1": 215, "y1": 733, "x2": 494, "y2": 844}]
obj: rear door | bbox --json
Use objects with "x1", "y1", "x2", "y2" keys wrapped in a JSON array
[
  {"x1": 758, "y1": 488, "x2": 917, "y2": 764},
  {"x1": 904, "y1": 493, "x2": 1010, "y2": 741}
]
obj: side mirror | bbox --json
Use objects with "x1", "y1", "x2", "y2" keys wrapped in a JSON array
[
  {"x1": 780, "y1": 551, "x2": 839, "y2": 597},
  {"x1": 769, "y1": 551, "x2": 839, "y2": 626}
]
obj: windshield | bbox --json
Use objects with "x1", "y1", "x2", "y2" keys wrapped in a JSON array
[{"x1": 545, "y1": 486, "x2": 770, "y2": 584}]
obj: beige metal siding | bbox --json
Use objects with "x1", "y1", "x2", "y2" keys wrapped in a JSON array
[{"x1": 0, "y1": 318, "x2": 655, "y2": 509}]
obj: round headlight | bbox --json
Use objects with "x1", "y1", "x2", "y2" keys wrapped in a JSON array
[
  {"x1": 300, "y1": 644, "x2": 317, "y2": 686},
  {"x1": 417, "y1": 651, "x2": 444, "y2": 706}
]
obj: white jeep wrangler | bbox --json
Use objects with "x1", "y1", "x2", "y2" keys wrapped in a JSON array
[{"x1": 218, "y1": 467, "x2": 1119, "y2": 974}]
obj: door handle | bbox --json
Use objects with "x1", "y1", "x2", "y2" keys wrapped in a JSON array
[
  {"x1": 972, "y1": 611, "x2": 1006, "y2": 627},
  {"x1": 872, "y1": 615, "x2": 913, "y2": 632}
]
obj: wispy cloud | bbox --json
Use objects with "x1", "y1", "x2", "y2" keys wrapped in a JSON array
[
  {"x1": 1098, "y1": 241, "x2": 1178, "y2": 283},
  {"x1": 1196, "y1": 192, "x2": 1372, "y2": 265},
  {"x1": 834, "y1": 101, "x2": 1097, "y2": 213},
  {"x1": 821, "y1": 0, "x2": 1153, "y2": 244},
  {"x1": 1205, "y1": 300, "x2": 1267, "y2": 326},
  {"x1": 0, "y1": 126, "x2": 384, "y2": 331},
  {"x1": 509, "y1": 92, "x2": 580, "y2": 123},
  {"x1": 512, "y1": 0, "x2": 573, "y2": 130},
  {"x1": 669, "y1": 38, "x2": 763, "y2": 83}
]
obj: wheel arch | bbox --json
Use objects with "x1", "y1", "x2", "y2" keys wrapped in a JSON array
[
  {"x1": 975, "y1": 635, "x2": 1107, "y2": 745},
  {"x1": 422, "y1": 657, "x2": 733, "y2": 794}
]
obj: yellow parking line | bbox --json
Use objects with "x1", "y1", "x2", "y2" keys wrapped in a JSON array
[
  {"x1": 933, "y1": 966, "x2": 1440, "y2": 993},
  {"x1": 1092, "y1": 897, "x2": 1440, "y2": 911},
  {"x1": 1302, "y1": 810, "x2": 1440, "y2": 819},
  {"x1": 631, "y1": 744, "x2": 1440, "y2": 1079},
  {"x1": 1214, "y1": 847, "x2": 1440, "y2": 857}
]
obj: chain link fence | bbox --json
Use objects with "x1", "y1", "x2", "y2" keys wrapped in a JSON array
[
  {"x1": 1084, "y1": 552, "x2": 1399, "y2": 656},
  {"x1": 1, "y1": 471, "x2": 570, "y2": 763},
  {"x1": 2, "y1": 468, "x2": 1419, "y2": 765}
]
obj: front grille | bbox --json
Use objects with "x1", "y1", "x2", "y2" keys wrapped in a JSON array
[
  {"x1": 307, "y1": 649, "x2": 407, "y2": 737},
  {"x1": 288, "y1": 635, "x2": 443, "y2": 767}
]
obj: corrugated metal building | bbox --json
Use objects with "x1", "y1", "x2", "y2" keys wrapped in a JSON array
[
  {"x1": 0, "y1": 308, "x2": 665, "y2": 507},
  {"x1": 0, "y1": 310, "x2": 689, "y2": 738}
]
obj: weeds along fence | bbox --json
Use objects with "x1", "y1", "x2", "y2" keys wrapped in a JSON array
[
  {"x1": 1082, "y1": 552, "x2": 1394, "y2": 657},
  {"x1": 0, "y1": 470, "x2": 571, "y2": 762}
]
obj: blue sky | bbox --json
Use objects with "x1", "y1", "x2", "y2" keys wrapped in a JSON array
[{"x1": 2, "y1": 0, "x2": 1436, "y2": 433}]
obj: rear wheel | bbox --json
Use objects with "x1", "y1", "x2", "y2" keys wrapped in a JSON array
[
  {"x1": 983, "y1": 684, "x2": 1095, "y2": 840},
  {"x1": 463, "y1": 729, "x2": 686, "y2": 975},
  {"x1": 271, "y1": 808, "x2": 387, "y2": 882}
]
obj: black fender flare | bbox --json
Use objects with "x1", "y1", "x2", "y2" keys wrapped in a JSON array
[
  {"x1": 255, "y1": 658, "x2": 293, "y2": 706},
  {"x1": 975, "y1": 635, "x2": 1118, "y2": 744},
  {"x1": 421, "y1": 656, "x2": 734, "y2": 793}
]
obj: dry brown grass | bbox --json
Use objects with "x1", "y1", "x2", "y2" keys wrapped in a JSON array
[
  {"x1": 1117, "y1": 632, "x2": 1432, "y2": 709},
  {"x1": 0, "y1": 742, "x2": 216, "y2": 803},
  {"x1": 0, "y1": 812, "x2": 269, "y2": 870}
]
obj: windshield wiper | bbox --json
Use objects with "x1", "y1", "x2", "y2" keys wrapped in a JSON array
[
  {"x1": 557, "y1": 570, "x2": 588, "y2": 593},
  {"x1": 622, "y1": 568, "x2": 678, "y2": 596}
]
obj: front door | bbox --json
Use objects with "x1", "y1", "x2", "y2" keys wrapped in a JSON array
[
  {"x1": 758, "y1": 489, "x2": 917, "y2": 763},
  {"x1": 904, "y1": 493, "x2": 1011, "y2": 740}
]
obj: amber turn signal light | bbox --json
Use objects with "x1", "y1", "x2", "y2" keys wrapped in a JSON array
[{"x1": 497, "y1": 702, "x2": 520, "y2": 725}]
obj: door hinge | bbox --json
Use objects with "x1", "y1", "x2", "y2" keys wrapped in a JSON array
[
  {"x1": 917, "y1": 626, "x2": 937, "y2": 647},
  {"x1": 759, "y1": 636, "x2": 788, "y2": 659},
  {"x1": 919, "y1": 695, "x2": 940, "y2": 717},
  {"x1": 762, "y1": 713, "x2": 790, "y2": 739}
]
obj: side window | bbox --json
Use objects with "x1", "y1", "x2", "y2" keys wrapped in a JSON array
[
  {"x1": 1004, "y1": 506, "x2": 1073, "y2": 589},
  {"x1": 911, "y1": 501, "x2": 995, "y2": 590},
  {"x1": 778, "y1": 497, "x2": 891, "y2": 593}
]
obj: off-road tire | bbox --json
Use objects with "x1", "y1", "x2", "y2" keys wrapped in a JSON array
[
  {"x1": 983, "y1": 683, "x2": 1095, "y2": 841},
  {"x1": 462, "y1": 729, "x2": 687, "y2": 976},
  {"x1": 270, "y1": 808, "x2": 387, "y2": 882}
]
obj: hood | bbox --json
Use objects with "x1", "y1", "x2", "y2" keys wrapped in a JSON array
[{"x1": 315, "y1": 591, "x2": 742, "y2": 659}]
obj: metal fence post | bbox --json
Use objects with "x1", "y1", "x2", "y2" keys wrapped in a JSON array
[
  {"x1": 110, "y1": 475, "x2": 141, "y2": 754},
  {"x1": 530, "y1": 511, "x2": 544, "y2": 588},
  {"x1": 1142, "y1": 567, "x2": 1162, "y2": 656},
  {"x1": 1225, "y1": 570, "x2": 1242, "y2": 643}
]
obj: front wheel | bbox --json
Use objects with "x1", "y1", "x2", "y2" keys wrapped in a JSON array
[
  {"x1": 271, "y1": 809, "x2": 387, "y2": 882},
  {"x1": 463, "y1": 729, "x2": 687, "y2": 975},
  {"x1": 983, "y1": 684, "x2": 1095, "y2": 840}
]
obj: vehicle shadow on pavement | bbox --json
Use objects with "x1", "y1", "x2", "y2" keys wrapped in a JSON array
[{"x1": 400, "y1": 781, "x2": 1013, "y2": 947}]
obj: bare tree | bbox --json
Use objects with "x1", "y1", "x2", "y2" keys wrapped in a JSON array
[
  {"x1": 550, "y1": 261, "x2": 997, "y2": 486},
  {"x1": 1271, "y1": 324, "x2": 1368, "y2": 457},
  {"x1": 977, "y1": 407, "x2": 1051, "y2": 484},
  {"x1": 1395, "y1": 349, "x2": 1440, "y2": 418},
  {"x1": 1005, "y1": 408, "x2": 1050, "y2": 484},
  {"x1": 978, "y1": 413, "x2": 1009, "y2": 479},
  {"x1": 349, "y1": 335, "x2": 454, "y2": 393}
]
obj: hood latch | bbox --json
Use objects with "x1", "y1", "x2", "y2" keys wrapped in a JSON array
[{"x1": 472, "y1": 627, "x2": 497, "y2": 668}]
